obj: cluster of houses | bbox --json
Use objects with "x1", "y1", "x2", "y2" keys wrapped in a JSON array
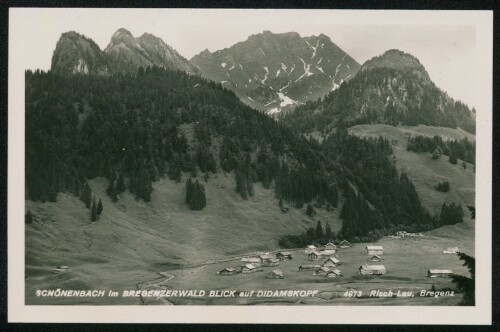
[
  {"x1": 299, "y1": 242, "x2": 349, "y2": 279},
  {"x1": 359, "y1": 245, "x2": 387, "y2": 275},
  {"x1": 216, "y1": 239, "x2": 455, "y2": 281},
  {"x1": 217, "y1": 251, "x2": 293, "y2": 277}
]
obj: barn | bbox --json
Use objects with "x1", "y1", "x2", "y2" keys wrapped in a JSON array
[
  {"x1": 241, "y1": 264, "x2": 258, "y2": 274},
  {"x1": 324, "y1": 242, "x2": 337, "y2": 250},
  {"x1": 323, "y1": 257, "x2": 340, "y2": 267},
  {"x1": 276, "y1": 251, "x2": 293, "y2": 261},
  {"x1": 315, "y1": 266, "x2": 331, "y2": 276},
  {"x1": 443, "y1": 247, "x2": 459, "y2": 254},
  {"x1": 241, "y1": 257, "x2": 261, "y2": 267},
  {"x1": 304, "y1": 245, "x2": 317, "y2": 254},
  {"x1": 366, "y1": 245, "x2": 384, "y2": 255},
  {"x1": 325, "y1": 269, "x2": 342, "y2": 278},
  {"x1": 369, "y1": 255, "x2": 381, "y2": 262},
  {"x1": 359, "y1": 264, "x2": 386, "y2": 275},
  {"x1": 266, "y1": 269, "x2": 284, "y2": 279},
  {"x1": 259, "y1": 254, "x2": 273, "y2": 261},
  {"x1": 320, "y1": 249, "x2": 336, "y2": 256},
  {"x1": 308, "y1": 250, "x2": 321, "y2": 261},
  {"x1": 339, "y1": 240, "x2": 351, "y2": 248},
  {"x1": 331, "y1": 268, "x2": 342, "y2": 276},
  {"x1": 262, "y1": 258, "x2": 280, "y2": 267},
  {"x1": 428, "y1": 269, "x2": 453, "y2": 278},
  {"x1": 298, "y1": 265, "x2": 321, "y2": 271},
  {"x1": 217, "y1": 268, "x2": 237, "y2": 276}
]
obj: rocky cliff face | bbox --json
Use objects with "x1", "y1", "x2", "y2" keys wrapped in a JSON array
[
  {"x1": 190, "y1": 31, "x2": 360, "y2": 114},
  {"x1": 51, "y1": 31, "x2": 109, "y2": 75},
  {"x1": 104, "y1": 29, "x2": 198, "y2": 75},
  {"x1": 51, "y1": 29, "x2": 198, "y2": 76}
]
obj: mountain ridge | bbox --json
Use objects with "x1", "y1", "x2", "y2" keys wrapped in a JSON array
[
  {"x1": 282, "y1": 49, "x2": 475, "y2": 135},
  {"x1": 51, "y1": 28, "x2": 198, "y2": 75},
  {"x1": 190, "y1": 30, "x2": 361, "y2": 114}
]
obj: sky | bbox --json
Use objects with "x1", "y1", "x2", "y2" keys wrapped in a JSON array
[{"x1": 11, "y1": 8, "x2": 481, "y2": 109}]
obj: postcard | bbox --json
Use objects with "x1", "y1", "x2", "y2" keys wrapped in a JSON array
[{"x1": 8, "y1": 7, "x2": 492, "y2": 324}]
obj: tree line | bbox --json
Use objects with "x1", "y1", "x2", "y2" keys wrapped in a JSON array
[{"x1": 407, "y1": 135, "x2": 475, "y2": 165}]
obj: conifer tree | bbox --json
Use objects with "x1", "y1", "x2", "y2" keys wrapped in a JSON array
[
  {"x1": 306, "y1": 203, "x2": 315, "y2": 217},
  {"x1": 325, "y1": 222, "x2": 332, "y2": 239},
  {"x1": 116, "y1": 172, "x2": 125, "y2": 193},
  {"x1": 80, "y1": 182, "x2": 92, "y2": 209},
  {"x1": 187, "y1": 180, "x2": 206, "y2": 210},
  {"x1": 315, "y1": 220, "x2": 323, "y2": 239},
  {"x1": 97, "y1": 198, "x2": 103, "y2": 215},
  {"x1": 91, "y1": 197, "x2": 97, "y2": 221},
  {"x1": 185, "y1": 177, "x2": 193, "y2": 204},
  {"x1": 25, "y1": 210, "x2": 33, "y2": 224},
  {"x1": 106, "y1": 179, "x2": 118, "y2": 202}
]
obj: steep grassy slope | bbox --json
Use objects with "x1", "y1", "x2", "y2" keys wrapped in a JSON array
[
  {"x1": 348, "y1": 124, "x2": 475, "y2": 215},
  {"x1": 25, "y1": 174, "x2": 343, "y2": 304}
]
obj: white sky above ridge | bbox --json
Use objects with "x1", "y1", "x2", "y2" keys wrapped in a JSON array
[{"x1": 11, "y1": 8, "x2": 479, "y2": 108}]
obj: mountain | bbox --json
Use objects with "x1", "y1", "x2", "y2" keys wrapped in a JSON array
[
  {"x1": 51, "y1": 29, "x2": 198, "y2": 75},
  {"x1": 51, "y1": 31, "x2": 110, "y2": 75},
  {"x1": 190, "y1": 31, "x2": 360, "y2": 114},
  {"x1": 104, "y1": 28, "x2": 199, "y2": 75},
  {"x1": 282, "y1": 49, "x2": 476, "y2": 135}
]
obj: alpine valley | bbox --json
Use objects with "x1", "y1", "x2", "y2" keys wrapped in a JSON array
[{"x1": 25, "y1": 28, "x2": 475, "y2": 306}]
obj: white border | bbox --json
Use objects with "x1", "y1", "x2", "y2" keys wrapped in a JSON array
[{"x1": 8, "y1": 8, "x2": 493, "y2": 324}]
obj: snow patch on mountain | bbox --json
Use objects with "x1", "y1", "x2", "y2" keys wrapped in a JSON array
[
  {"x1": 295, "y1": 57, "x2": 313, "y2": 82},
  {"x1": 277, "y1": 92, "x2": 297, "y2": 107},
  {"x1": 261, "y1": 66, "x2": 269, "y2": 84}
]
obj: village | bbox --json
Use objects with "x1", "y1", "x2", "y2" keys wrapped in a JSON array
[{"x1": 212, "y1": 239, "x2": 458, "y2": 284}]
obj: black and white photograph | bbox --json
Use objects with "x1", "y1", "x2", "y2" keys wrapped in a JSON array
[{"x1": 7, "y1": 7, "x2": 493, "y2": 324}]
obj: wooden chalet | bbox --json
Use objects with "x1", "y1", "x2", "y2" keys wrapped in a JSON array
[
  {"x1": 314, "y1": 266, "x2": 331, "y2": 276},
  {"x1": 369, "y1": 255, "x2": 381, "y2": 262},
  {"x1": 324, "y1": 242, "x2": 337, "y2": 250},
  {"x1": 259, "y1": 254, "x2": 273, "y2": 261},
  {"x1": 325, "y1": 269, "x2": 342, "y2": 278},
  {"x1": 217, "y1": 268, "x2": 237, "y2": 276},
  {"x1": 308, "y1": 250, "x2": 321, "y2": 261},
  {"x1": 366, "y1": 245, "x2": 384, "y2": 255},
  {"x1": 241, "y1": 264, "x2": 258, "y2": 274},
  {"x1": 241, "y1": 257, "x2": 261, "y2": 267},
  {"x1": 276, "y1": 251, "x2": 293, "y2": 261},
  {"x1": 428, "y1": 269, "x2": 453, "y2": 278},
  {"x1": 359, "y1": 264, "x2": 386, "y2": 275},
  {"x1": 298, "y1": 265, "x2": 321, "y2": 271},
  {"x1": 304, "y1": 245, "x2": 317, "y2": 254},
  {"x1": 320, "y1": 249, "x2": 336, "y2": 256},
  {"x1": 262, "y1": 258, "x2": 280, "y2": 267},
  {"x1": 323, "y1": 256, "x2": 340, "y2": 267},
  {"x1": 266, "y1": 269, "x2": 284, "y2": 279},
  {"x1": 339, "y1": 240, "x2": 351, "y2": 248}
]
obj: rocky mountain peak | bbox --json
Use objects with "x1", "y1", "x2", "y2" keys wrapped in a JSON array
[
  {"x1": 190, "y1": 31, "x2": 360, "y2": 115},
  {"x1": 361, "y1": 49, "x2": 429, "y2": 79}
]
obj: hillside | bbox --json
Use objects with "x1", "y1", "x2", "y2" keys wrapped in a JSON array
[
  {"x1": 25, "y1": 174, "x2": 346, "y2": 303},
  {"x1": 349, "y1": 124, "x2": 475, "y2": 216},
  {"x1": 191, "y1": 31, "x2": 360, "y2": 114},
  {"x1": 282, "y1": 49, "x2": 475, "y2": 134}
]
